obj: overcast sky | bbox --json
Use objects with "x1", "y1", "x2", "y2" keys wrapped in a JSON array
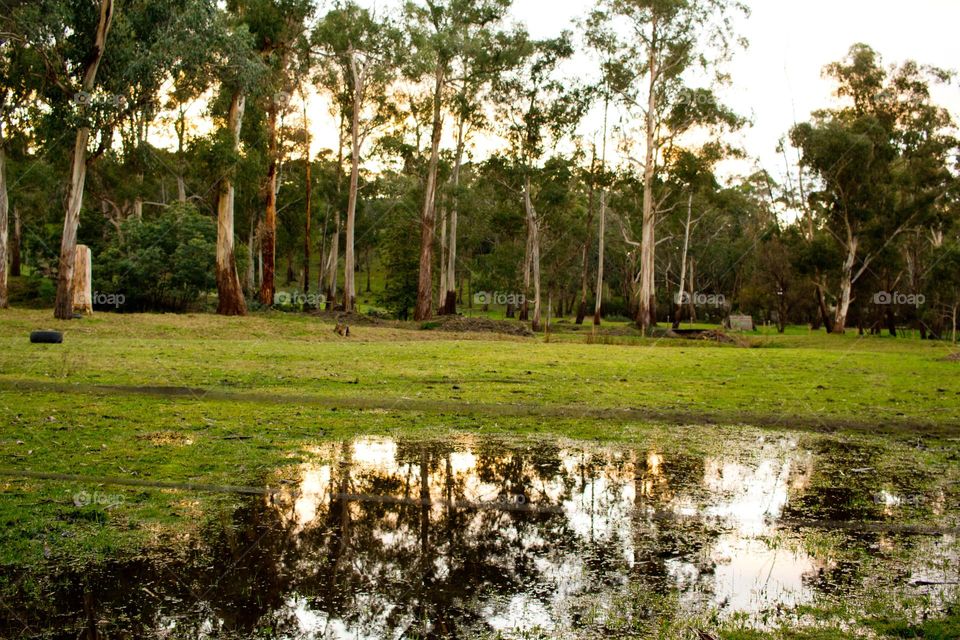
[
  {"x1": 506, "y1": 0, "x2": 960, "y2": 179},
  {"x1": 167, "y1": 1, "x2": 960, "y2": 182}
]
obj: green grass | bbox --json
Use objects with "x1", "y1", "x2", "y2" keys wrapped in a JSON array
[
  {"x1": 1, "y1": 307, "x2": 959, "y2": 637},
  {"x1": 2, "y1": 309, "x2": 957, "y2": 429}
]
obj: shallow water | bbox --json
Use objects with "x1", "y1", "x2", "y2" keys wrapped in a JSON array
[{"x1": 2, "y1": 434, "x2": 958, "y2": 638}]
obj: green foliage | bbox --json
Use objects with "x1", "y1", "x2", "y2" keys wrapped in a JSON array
[
  {"x1": 378, "y1": 193, "x2": 421, "y2": 320},
  {"x1": 95, "y1": 203, "x2": 217, "y2": 312}
]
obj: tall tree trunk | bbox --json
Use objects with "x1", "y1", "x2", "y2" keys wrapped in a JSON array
[
  {"x1": 54, "y1": 0, "x2": 113, "y2": 320},
  {"x1": 302, "y1": 99, "x2": 312, "y2": 294},
  {"x1": 415, "y1": 65, "x2": 445, "y2": 321},
  {"x1": 327, "y1": 212, "x2": 340, "y2": 309},
  {"x1": 520, "y1": 227, "x2": 531, "y2": 321},
  {"x1": 814, "y1": 280, "x2": 832, "y2": 332},
  {"x1": 245, "y1": 216, "x2": 255, "y2": 296},
  {"x1": 259, "y1": 99, "x2": 280, "y2": 306},
  {"x1": 438, "y1": 206, "x2": 447, "y2": 313},
  {"x1": 10, "y1": 204, "x2": 20, "y2": 278},
  {"x1": 216, "y1": 91, "x2": 248, "y2": 316},
  {"x1": 833, "y1": 232, "x2": 858, "y2": 334},
  {"x1": 318, "y1": 204, "x2": 329, "y2": 294},
  {"x1": 672, "y1": 193, "x2": 693, "y2": 329},
  {"x1": 576, "y1": 153, "x2": 596, "y2": 325},
  {"x1": 343, "y1": 56, "x2": 363, "y2": 312},
  {"x1": 442, "y1": 118, "x2": 466, "y2": 315},
  {"x1": 327, "y1": 118, "x2": 346, "y2": 310},
  {"x1": 636, "y1": 22, "x2": 659, "y2": 333},
  {"x1": 0, "y1": 131, "x2": 8, "y2": 309},
  {"x1": 523, "y1": 177, "x2": 542, "y2": 332},
  {"x1": 593, "y1": 190, "x2": 606, "y2": 326}
]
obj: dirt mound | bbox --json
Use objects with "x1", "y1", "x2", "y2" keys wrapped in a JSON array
[
  {"x1": 426, "y1": 316, "x2": 534, "y2": 337},
  {"x1": 309, "y1": 310, "x2": 388, "y2": 326},
  {"x1": 667, "y1": 328, "x2": 751, "y2": 346}
]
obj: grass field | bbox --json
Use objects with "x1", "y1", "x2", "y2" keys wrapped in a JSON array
[{"x1": 1, "y1": 308, "x2": 959, "y2": 638}]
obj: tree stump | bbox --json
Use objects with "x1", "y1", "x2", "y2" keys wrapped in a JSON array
[{"x1": 72, "y1": 244, "x2": 93, "y2": 315}]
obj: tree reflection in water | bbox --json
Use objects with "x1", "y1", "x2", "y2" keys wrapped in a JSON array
[{"x1": 4, "y1": 435, "x2": 958, "y2": 639}]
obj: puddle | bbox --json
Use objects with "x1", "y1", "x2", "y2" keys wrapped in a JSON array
[{"x1": 2, "y1": 434, "x2": 958, "y2": 638}]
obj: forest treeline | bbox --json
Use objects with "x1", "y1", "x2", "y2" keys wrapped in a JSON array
[{"x1": 0, "y1": 0, "x2": 958, "y2": 337}]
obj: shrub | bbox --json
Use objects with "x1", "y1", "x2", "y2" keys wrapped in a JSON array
[{"x1": 95, "y1": 203, "x2": 217, "y2": 312}]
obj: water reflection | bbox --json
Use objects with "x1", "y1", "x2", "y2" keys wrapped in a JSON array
[{"x1": 3, "y1": 435, "x2": 958, "y2": 639}]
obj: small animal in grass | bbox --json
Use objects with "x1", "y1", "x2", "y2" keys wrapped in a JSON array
[{"x1": 334, "y1": 321, "x2": 350, "y2": 337}]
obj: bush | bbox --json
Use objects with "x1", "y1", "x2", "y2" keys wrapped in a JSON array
[
  {"x1": 7, "y1": 275, "x2": 57, "y2": 308},
  {"x1": 95, "y1": 203, "x2": 217, "y2": 312}
]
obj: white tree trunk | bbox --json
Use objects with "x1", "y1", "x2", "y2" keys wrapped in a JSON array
[
  {"x1": 72, "y1": 245, "x2": 93, "y2": 315},
  {"x1": 637, "y1": 18, "x2": 659, "y2": 332},
  {"x1": 674, "y1": 193, "x2": 693, "y2": 327},
  {"x1": 833, "y1": 232, "x2": 858, "y2": 334},
  {"x1": 415, "y1": 65, "x2": 445, "y2": 321},
  {"x1": 216, "y1": 91, "x2": 247, "y2": 315},
  {"x1": 523, "y1": 177, "x2": 542, "y2": 332},
  {"x1": 343, "y1": 56, "x2": 362, "y2": 313},
  {"x1": 442, "y1": 119, "x2": 466, "y2": 315},
  {"x1": 53, "y1": 0, "x2": 113, "y2": 319},
  {"x1": 593, "y1": 190, "x2": 606, "y2": 326}
]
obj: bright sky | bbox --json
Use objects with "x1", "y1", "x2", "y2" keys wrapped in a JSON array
[
  {"x1": 507, "y1": 0, "x2": 960, "y2": 180},
  {"x1": 159, "y1": 0, "x2": 960, "y2": 183}
]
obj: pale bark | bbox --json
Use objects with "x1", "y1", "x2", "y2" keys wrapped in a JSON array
[
  {"x1": 54, "y1": 0, "x2": 114, "y2": 320},
  {"x1": 593, "y1": 190, "x2": 606, "y2": 326},
  {"x1": 303, "y1": 145, "x2": 312, "y2": 294},
  {"x1": 343, "y1": 54, "x2": 362, "y2": 312},
  {"x1": 833, "y1": 232, "x2": 858, "y2": 334},
  {"x1": 576, "y1": 150, "x2": 596, "y2": 325},
  {"x1": 327, "y1": 211, "x2": 340, "y2": 309},
  {"x1": 415, "y1": 65, "x2": 445, "y2": 321},
  {"x1": 216, "y1": 91, "x2": 248, "y2": 316},
  {"x1": 72, "y1": 245, "x2": 92, "y2": 315},
  {"x1": 523, "y1": 177, "x2": 542, "y2": 332},
  {"x1": 327, "y1": 120, "x2": 345, "y2": 310},
  {"x1": 441, "y1": 118, "x2": 466, "y2": 315},
  {"x1": 438, "y1": 207, "x2": 447, "y2": 312},
  {"x1": 637, "y1": 18, "x2": 659, "y2": 333},
  {"x1": 672, "y1": 194, "x2": 693, "y2": 328}
]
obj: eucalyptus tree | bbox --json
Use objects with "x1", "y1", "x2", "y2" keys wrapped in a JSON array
[
  {"x1": 791, "y1": 44, "x2": 958, "y2": 333},
  {"x1": 7, "y1": 0, "x2": 231, "y2": 318},
  {"x1": 404, "y1": 0, "x2": 515, "y2": 321},
  {"x1": 314, "y1": 2, "x2": 404, "y2": 312},
  {"x1": 0, "y1": 28, "x2": 31, "y2": 308},
  {"x1": 228, "y1": 0, "x2": 314, "y2": 307},
  {"x1": 586, "y1": 0, "x2": 747, "y2": 332},
  {"x1": 438, "y1": 20, "x2": 527, "y2": 315},
  {"x1": 7, "y1": 0, "x2": 116, "y2": 319},
  {"x1": 496, "y1": 34, "x2": 587, "y2": 331}
]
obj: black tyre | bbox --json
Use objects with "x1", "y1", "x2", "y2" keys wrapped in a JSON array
[{"x1": 30, "y1": 330, "x2": 63, "y2": 344}]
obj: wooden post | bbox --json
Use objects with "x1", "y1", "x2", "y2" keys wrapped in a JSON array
[{"x1": 72, "y1": 244, "x2": 93, "y2": 315}]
